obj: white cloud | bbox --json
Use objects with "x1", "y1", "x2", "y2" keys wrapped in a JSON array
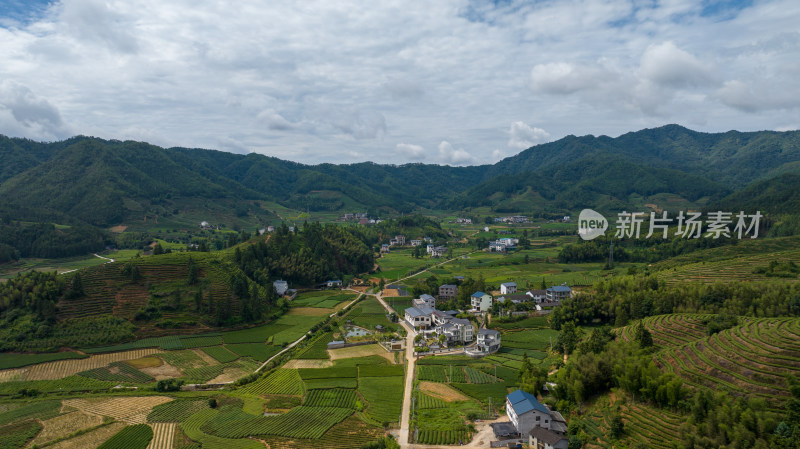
[
  {"x1": 0, "y1": 80, "x2": 70, "y2": 139},
  {"x1": 438, "y1": 141, "x2": 475, "y2": 165},
  {"x1": 640, "y1": 41, "x2": 719, "y2": 88},
  {"x1": 491, "y1": 149, "x2": 505, "y2": 161},
  {"x1": 508, "y1": 121, "x2": 550, "y2": 149},
  {"x1": 396, "y1": 143, "x2": 426, "y2": 160},
  {"x1": 257, "y1": 109, "x2": 296, "y2": 131},
  {"x1": 0, "y1": 0, "x2": 797, "y2": 164}
]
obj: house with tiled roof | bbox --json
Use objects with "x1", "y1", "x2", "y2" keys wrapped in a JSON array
[{"x1": 506, "y1": 390, "x2": 553, "y2": 436}]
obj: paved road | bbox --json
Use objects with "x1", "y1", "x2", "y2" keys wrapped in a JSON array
[
  {"x1": 374, "y1": 291, "x2": 416, "y2": 447},
  {"x1": 370, "y1": 250, "x2": 482, "y2": 448},
  {"x1": 255, "y1": 291, "x2": 364, "y2": 373}
]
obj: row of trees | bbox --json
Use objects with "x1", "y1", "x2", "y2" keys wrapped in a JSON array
[{"x1": 550, "y1": 275, "x2": 800, "y2": 329}]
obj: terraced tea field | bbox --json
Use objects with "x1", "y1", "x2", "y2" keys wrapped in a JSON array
[
  {"x1": 617, "y1": 313, "x2": 711, "y2": 349},
  {"x1": 656, "y1": 245, "x2": 800, "y2": 284},
  {"x1": 578, "y1": 394, "x2": 683, "y2": 449},
  {"x1": 655, "y1": 317, "x2": 800, "y2": 407}
]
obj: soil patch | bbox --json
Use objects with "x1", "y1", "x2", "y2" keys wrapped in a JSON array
[
  {"x1": 48, "y1": 422, "x2": 125, "y2": 449},
  {"x1": 283, "y1": 359, "x2": 334, "y2": 369},
  {"x1": 109, "y1": 225, "x2": 128, "y2": 233},
  {"x1": 192, "y1": 348, "x2": 221, "y2": 366},
  {"x1": 63, "y1": 396, "x2": 173, "y2": 424},
  {"x1": 207, "y1": 367, "x2": 248, "y2": 384},
  {"x1": 139, "y1": 360, "x2": 183, "y2": 380},
  {"x1": 419, "y1": 381, "x2": 471, "y2": 402},
  {"x1": 328, "y1": 344, "x2": 395, "y2": 363},
  {"x1": 32, "y1": 411, "x2": 104, "y2": 446},
  {"x1": 126, "y1": 356, "x2": 163, "y2": 369}
]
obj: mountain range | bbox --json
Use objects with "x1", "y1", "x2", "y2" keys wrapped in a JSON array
[{"x1": 1, "y1": 124, "x2": 799, "y2": 227}]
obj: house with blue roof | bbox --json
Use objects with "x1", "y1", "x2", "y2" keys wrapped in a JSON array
[
  {"x1": 546, "y1": 284, "x2": 572, "y2": 302},
  {"x1": 506, "y1": 389, "x2": 554, "y2": 436},
  {"x1": 470, "y1": 291, "x2": 492, "y2": 312}
]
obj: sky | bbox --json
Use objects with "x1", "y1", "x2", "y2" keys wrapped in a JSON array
[{"x1": 0, "y1": 0, "x2": 798, "y2": 166}]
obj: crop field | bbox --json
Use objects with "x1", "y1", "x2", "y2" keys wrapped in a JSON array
[
  {"x1": 298, "y1": 366, "x2": 358, "y2": 379},
  {"x1": 222, "y1": 323, "x2": 290, "y2": 344},
  {"x1": 225, "y1": 343, "x2": 281, "y2": 361},
  {"x1": 0, "y1": 400, "x2": 62, "y2": 426},
  {"x1": 296, "y1": 333, "x2": 333, "y2": 359},
  {"x1": 345, "y1": 296, "x2": 398, "y2": 332},
  {"x1": 97, "y1": 423, "x2": 153, "y2": 449},
  {"x1": 158, "y1": 349, "x2": 211, "y2": 370},
  {"x1": 239, "y1": 368, "x2": 303, "y2": 396},
  {"x1": 501, "y1": 328, "x2": 558, "y2": 351},
  {"x1": 63, "y1": 396, "x2": 173, "y2": 424},
  {"x1": 31, "y1": 410, "x2": 104, "y2": 446},
  {"x1": 304, "y1": 388, "x2": 358, "y2": 408},
  {"x1": 0, "y1": 348, "x2": 162, "y2": 381},
  {"x1": 268, "y1": 314, "x2": 324, "y2": 345},
  {"x1": 416, "y1": 428, "x2": 473, "y2": 445},
  {"x1": 256, "y1": 415, "x2": 383, "y2": 449},
  {"x1": 359, "y1": 375, "x2": 404, "y2": 423},
  {"x1": 147, "y1": 400, "x2": 206, "y2": 422},
  {"x1": 0, "y1": 375, "x2": 114, "y2": 395},
  {"x1": 147, "y1": 422, "x2": 176, "y2": 449},
  {"x1": 47, "y1": 421, "x2": 126, "y2": 449},
  {"x1": 416, "y1": 248, "x2": 606, "y2": 287},
  {"x1": 78, "y1": 361, "x2": 154, "y2": 383},
  {"x1": 0, "y1": 351, "x2": 88, "y2": 370},
  {"x1": 654, "y1": 317, "x2": 800, "y2": 407},
  {"x1": 201, "y1": 345, "x2": 239, "y2": 363},
  {"x1": 0, "y1": 418, "x2": 43, "y2": 448},
  {"x1": 204, "y1": 405, "x2": 353, "y2": 440},
  {"x1": 418, "y1": 392, "x2": 447, "y2": 409},
  {"x1": 181, "y1": 408, "x2": 263, "y2": 449},
  {"x1": 291, "y1": 292, "x2": 356, "y2": 309}
]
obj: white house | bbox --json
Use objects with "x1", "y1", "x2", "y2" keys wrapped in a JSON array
[
  {"x1": 500, "y1": 282, "x2": 517, "y2": 295},
  {"x1": 527, "y1": 290, "x2": 547, "y2": 303},
  {"x1": 437, "y1": 317, "x2": 473, "y2": 344},
  {"x1": 380, "y1": 244, "x2": 391, "y2": 254},
  {"x1": 426, "y1": 244, "x2": 435, "y2": 254},
  {"x1": 267, "y1": 225, "x2": 275, "y2": 232},
  {"x1": 506, "y1": 390, "x2": 553, "y2": 436},
  {"x1": 410, "y1": 239, "x2": 423, "y2": 246},
  {"x1": 546, "y1": 284, "x2": 572, "y2": 302},
  {"x1": 476, "y1": 328, "x2": 501, "y2": 353},
  {"x1": 326, "y1": 280, "x2": 343, "y2": 289},
  {"x1": 413, "y1": 294, "x2": 436, "y2": 308},
  {"x1": 405, "y1": 306, "x2": 433, "y2": 330},
  {"x1": 431, "y1": 246, "x2": 447, "y2": 258},
  {"x1": 470, "y1": 292, "x2": 493, "y2": 312},
  {"x1": 273, "y1": 280, "x2": 288, "y2": 296}
]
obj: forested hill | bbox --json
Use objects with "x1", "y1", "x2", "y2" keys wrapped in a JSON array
[{"x1": 2, "y1": 124, "x2": 800, "y2": 227}]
